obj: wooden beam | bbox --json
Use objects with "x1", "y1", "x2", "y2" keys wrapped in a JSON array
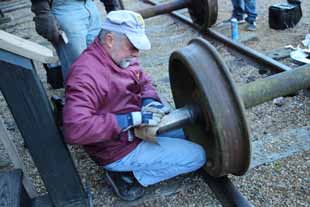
[
  {"x1": 0, "y1": 30, "x2": 57, "y2": 64},
  {"x1": 0, "y1": 50, "x2": 88, "y2": 206},
  {"x1": 0, "y1": 117, "x2": 38, "y2": 198}
]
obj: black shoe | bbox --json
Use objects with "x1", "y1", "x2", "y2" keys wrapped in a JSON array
[
  {"x1": 246, "y1": 22, "x2": 257, "y2": 31},
  {"x1": 105, "y1": 170, "x2": 145, "y2": 201}
]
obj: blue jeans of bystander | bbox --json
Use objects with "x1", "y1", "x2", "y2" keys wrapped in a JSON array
[
  {"x1": 231, "y1": 0, "x2": 257, "y2": 24},
  {"x1": 51, "y1": 0, "x2": 102, "y2": 79}
]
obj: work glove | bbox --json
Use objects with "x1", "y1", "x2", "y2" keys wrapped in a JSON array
[
  {"x1": 31, "y1": 1, "x2": 60, "y2": 44},
  {"x1": 133, "y1": 112, "x2": 176, "y2": 143},
  {"x1": 141, "y1": 98, "x2": 171, "y2": 115},
  {"x1": 134, "y1": 125, "x2": 159, "y2": 143},
  {"x1": 116, "y1": 111, "x2": 164, "y2": 132}
]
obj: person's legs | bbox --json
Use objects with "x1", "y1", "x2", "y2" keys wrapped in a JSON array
[
  {"x1": 104, "y1": 129, "x2": 187, "y2": 200},
  {"x1": 85, "y1": 0, "x2": 102, "y2": 46},
  {"x1": 244, "y1": 0, "x2": 257, "y2": 24},
  {"x1": 105, "y1": 136, "x2": 206, "y2": 186},
  {"x1": 231, "y1": 0, "x2": 245, "y2": 21},
  {"x1": 51, "y1": 0, "x2": 100, "y2": 79}
]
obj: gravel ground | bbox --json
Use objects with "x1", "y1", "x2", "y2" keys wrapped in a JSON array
[{"x1": 0, "y1": 0, "x2": 309, "y2": 206}]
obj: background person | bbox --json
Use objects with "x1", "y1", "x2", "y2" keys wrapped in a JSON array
[
  {"x1": 228, "y1": 0, "x2": 257, "y2": 31},
  {"x1": 30, "y1": 0, "x2": 120, "y2": 80}
]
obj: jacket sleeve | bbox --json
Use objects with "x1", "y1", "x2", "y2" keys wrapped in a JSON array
[
  {"x1": 139, "y1": 70, "x2": 161, "y2": 102},
  {"x1": 63, "y1": 67, "x2": 122, "y2": 145}
]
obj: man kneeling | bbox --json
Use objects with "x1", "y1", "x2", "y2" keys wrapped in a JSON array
[{"x1": 63, "y1": 10, "x2": 206, "y2": 201}]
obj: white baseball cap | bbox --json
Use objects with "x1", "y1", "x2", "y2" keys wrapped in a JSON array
[{"x1": 102, "y1": 10, "x2": 151, "y2": 50}]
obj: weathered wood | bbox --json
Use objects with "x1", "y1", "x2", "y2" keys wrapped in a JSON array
[
  {"x1": 0, "y1": 117, "x2": 38, "y2": 198},
  {"x1": 0, "y1": 50, "x2": 88, "y2": 207},
  {"x1": 0, "y1": 169, "x2": 31, "y2": 207},
  {"x1": 0, "y1": 30, "x2": 56, "y2": 63}
]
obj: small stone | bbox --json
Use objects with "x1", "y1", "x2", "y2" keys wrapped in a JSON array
[
  {"x1": 246, "y1": 75, "x2": 256, "y2": 83},
  {"x1": 4, "y1": 120, "x2": 16, "y2": 131},
  {"x1": 273, "y1": 97, "x2": 285, "y2": 106}
]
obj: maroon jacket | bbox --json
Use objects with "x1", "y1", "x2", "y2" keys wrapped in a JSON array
[{"x1": 63, "y1": 38, "x2": 160, "y2": 165}]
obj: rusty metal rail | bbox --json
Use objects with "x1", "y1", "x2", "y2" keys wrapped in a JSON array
[
  {"x1": 142, "y1": 0, "x2": 292, "y2": 74},
  {"x1": 199, "y1": 170, "x2": 253, "y2": 207}
]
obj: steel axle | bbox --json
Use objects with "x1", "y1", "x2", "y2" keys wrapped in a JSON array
[
  {"x1": 135, "y1": 0, "x2": 218, "y2": 31},
  {"x1": 137, "y1": 0, "x2": 189, "y2": 18},
  {"x1": 157, "y1": 64, "x2": 310, "y2": 133}
]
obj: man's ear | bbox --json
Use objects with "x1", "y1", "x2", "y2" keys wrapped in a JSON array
[{"x1": 105, "y1": 33, "x2": 114, "y2": 49}]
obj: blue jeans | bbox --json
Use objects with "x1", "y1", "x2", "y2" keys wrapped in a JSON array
[
  {"x1": 231, "y1": 0, "x2": 257, "y2": 24},
  {"x1": 52, "y1": 0, "x2": 102, "y2": 79},
  {"x1": 104, "y1": 129, "x2": 206, "y2": 186}
]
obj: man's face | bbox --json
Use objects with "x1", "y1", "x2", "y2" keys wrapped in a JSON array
[{"x1": 109, "y1": 33, "x2": 139, "y2": 68}]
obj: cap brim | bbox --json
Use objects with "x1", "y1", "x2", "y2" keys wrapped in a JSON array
[{"x1": 126, "y1": 33, "x2": 151, "y2": 50}]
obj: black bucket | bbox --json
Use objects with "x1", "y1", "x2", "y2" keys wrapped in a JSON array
[{"x1": 269, "y1": 0, "x2": 302, "y2": 30}]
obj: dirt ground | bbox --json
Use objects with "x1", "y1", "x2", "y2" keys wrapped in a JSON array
[{"x1": 0, "y1": 0, "x2": 309, "y2": 206}]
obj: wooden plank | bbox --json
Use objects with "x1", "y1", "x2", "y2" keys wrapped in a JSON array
[
  {"x1": 0, "y1": 30, "x2": 57, "y2": 63},
  {"x1": 0, "y1": 117, "x2": 38, "y2": 198}
]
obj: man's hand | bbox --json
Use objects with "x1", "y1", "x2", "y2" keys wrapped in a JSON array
[
  {"x1": 134, "y1": 125, "x2": 158, "y2": 143},
  {"x1": 116, "y1": 111, "x2": 164, "y2": 131},
  {"x1": 31, "y1": 1, "x2": 60, "y2": 44},
  {"x1": 142, "y1": 99, "x2": 171, "y2": 115}
]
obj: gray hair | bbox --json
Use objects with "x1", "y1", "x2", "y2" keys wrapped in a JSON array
[{"x1": 99, "y1": 29, "x2": 127, "y2": 44}]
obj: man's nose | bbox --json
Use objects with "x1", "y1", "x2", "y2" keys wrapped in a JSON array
[{"x1": 132, "y1": 48, "x2": 139, "y2": 57}]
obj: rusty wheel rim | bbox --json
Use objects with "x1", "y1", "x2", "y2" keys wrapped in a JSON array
[
  {"x1": 169, "y1": 38, "x2": 251, "y2": 177},
  {"x1": 188, "y1": 0, "x2": 218, "y2": 32}
]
